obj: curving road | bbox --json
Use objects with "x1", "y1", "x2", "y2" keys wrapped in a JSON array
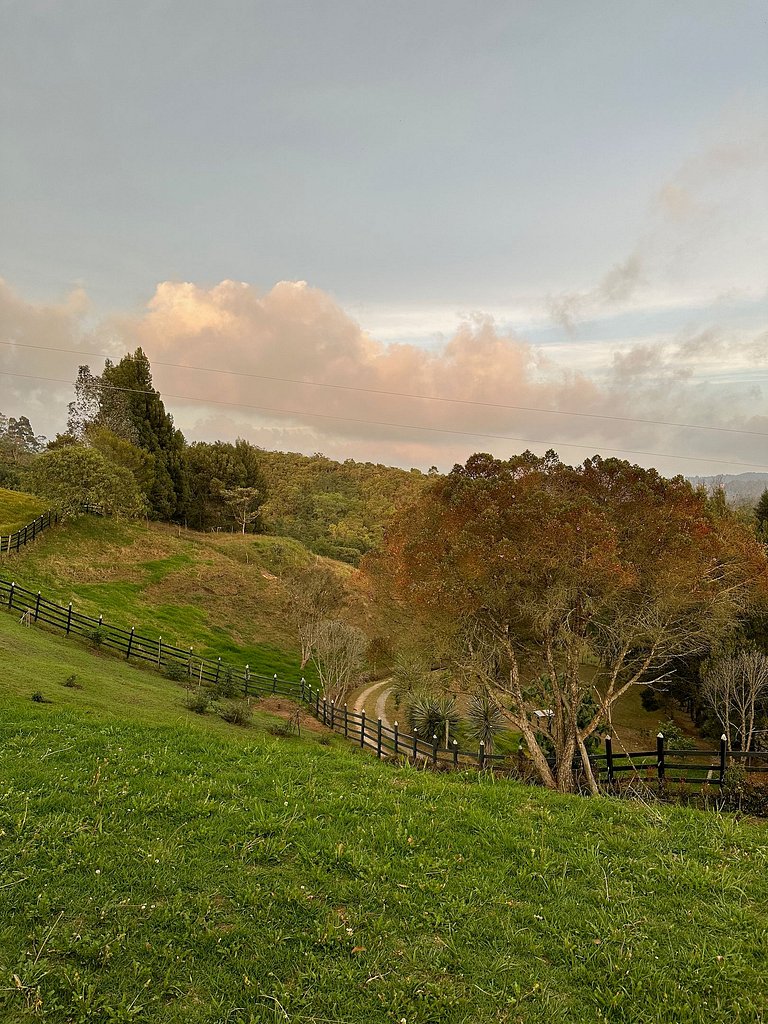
[{"x1": 353, "y1": 677, "x2": 394, "y2": 733}]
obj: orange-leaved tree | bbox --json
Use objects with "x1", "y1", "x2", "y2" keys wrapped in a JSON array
[{"x1": 367, "y1": 451, "x2": 768, "y2": 794}]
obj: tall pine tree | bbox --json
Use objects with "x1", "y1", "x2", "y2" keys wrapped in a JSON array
[{"x1": 98, "y1": 349, "x2": 189, "y2": 520}]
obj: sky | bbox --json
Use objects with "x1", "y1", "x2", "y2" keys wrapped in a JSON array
[{"x1": 1, "y1": 0, "x2": 767, "y2": 477}]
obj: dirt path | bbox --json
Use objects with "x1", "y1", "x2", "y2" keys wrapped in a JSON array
[{"x1": 353, "y1": 678, "x2": 393, "y2": 732}]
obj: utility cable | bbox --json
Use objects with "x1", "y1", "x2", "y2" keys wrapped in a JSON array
[
  {"x1": 3, "y1": 368, "x2": 768, "y2": 472},
  {"x1": 2, "y1": 339, "x2": 767, "y2": 439}
]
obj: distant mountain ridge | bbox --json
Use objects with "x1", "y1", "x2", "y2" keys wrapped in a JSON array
[{"x1": 688, "y1": 473, "x2": 768, "y2": 506}]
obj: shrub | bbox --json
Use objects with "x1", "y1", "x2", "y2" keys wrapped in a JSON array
[
  {"x1": 31, "y1": 691, "x2": 52, "y2": 703},
  {"x1": 217, "y1": 700, "x2": 252, "y2": 726},
  {"x1": 640, "y1": 686, "x2": 663, "y2": 712},
  {"x1": 214, "y1": 665, "x2": 240, "y2": 699},
  {"x1": 86, "y1": 626, "x2": 105, "y2": 648},
  {"x1": 62, "y1": 674, "x2": 81, "y2": 689},
  {"x1": 184, "y1": 691, "x2": 210, "y2": 715},
  {"x1": 165, "y1": 662, "x2": 188, "y2": 683}
]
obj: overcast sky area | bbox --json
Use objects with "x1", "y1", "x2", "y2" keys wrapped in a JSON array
[{"x1": 1, "y1": 1, "x2": 767, "y2": 476}]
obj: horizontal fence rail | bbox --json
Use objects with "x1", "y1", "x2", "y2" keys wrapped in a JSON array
[
  {"x1": 3, "y1": 575, "x2": 765, "y2": 788},
  {"x1": 0, "y1": 509, "x2": 57, "y2": 554}
]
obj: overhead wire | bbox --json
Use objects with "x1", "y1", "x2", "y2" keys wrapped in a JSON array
[
  {"x1": 1, "y1": 339, "x2": 767, "y2": 439},
  {"x1": 3, "y1": 368, "x2": 768, "y2": 472}
]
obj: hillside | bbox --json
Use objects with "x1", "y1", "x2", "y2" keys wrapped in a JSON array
[
  {"x1": 259, "y1": 449, "x2": 427, "y2": 563},
  {"x1": 1, "y1": 609, "x2": 768, "y2": 1023},
  {"x1": 688, "y1": 473, "x2": 768, "y2": 506},
  {"x1": 0, "y1": 487, "x2": 47, "y2": 536},
  {"x1": 0, "y1": 512, "x2": 357, "y2": 679}
]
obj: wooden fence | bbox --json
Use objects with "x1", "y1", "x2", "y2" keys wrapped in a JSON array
[
  {"x1": 0, "y1": 509, "x2": 57, "y2": 554},
  {"x1": 3, "y1": 574, "x2": 767, "y2": 786},
  {"x1": 0, "y1": 577, "x2": 296, "y2": 697}
]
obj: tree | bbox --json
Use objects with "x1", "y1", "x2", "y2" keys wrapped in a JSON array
[
  {"x1": 701, "y1": 651, "x2": 768, "y2": 751},
  {"x1": 67, "y1": 366, "x2": 102, "y2": 440},
  {"x1": 282, "y1": 563, "x2": 345, "y2": 669},
  {"x1": 221, "y1": 486, "x2": 263, "y2": 534},
  {"x1": 86, "y1": 425, "x2": 156, "y2": 502},
  {"x1": 311, "y1": 619, "x2": 367, "y2": 703},
  {"x1": 25, "y1": 446, "x2": 145, "y2": 519},
  {"x1": 755, "y1": 489, "x2": 768, "y2": 544},
  {"x1": 67, "y1": 351, "x2": 188, "y2": 519},
  {"x1": 185, "y1": 440, "x2": 266, "y2": 531},
  {"x1": 369, "y1": 451, "x2": 768, "y2": 794}
]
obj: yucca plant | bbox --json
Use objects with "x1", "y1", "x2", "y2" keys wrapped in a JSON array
[
  {"x1": 407, "y1": 694, "x2": 461, "y2": 748},
  {"x1": 465, "y1": 692, "x2": 507, "y2": 755}
]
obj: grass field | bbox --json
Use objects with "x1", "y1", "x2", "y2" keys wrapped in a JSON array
[
  {"x1": 1, "y1": 610, "x2": 768, "y2": 1023},
  {"x1": 0, "y1": 487, "x2": 47, "y2": 536},
  {"x1": 0, "y1": 514, "x2": 335, "y2": 681}
]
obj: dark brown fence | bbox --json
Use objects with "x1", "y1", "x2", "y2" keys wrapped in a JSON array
[
  {"x1": 3, "y1": 575, "x2": 765, "y2": 785},
  {"x1": 0, "y1": 510, "x2": 57, "y2": 554},
  {"x1": 0, "y1": 577, "x2": 298, "y2": 698}
]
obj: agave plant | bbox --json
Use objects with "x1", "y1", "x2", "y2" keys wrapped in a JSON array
[{"x1": 465, "y1": 692, "x2": 507, "y2": 754}]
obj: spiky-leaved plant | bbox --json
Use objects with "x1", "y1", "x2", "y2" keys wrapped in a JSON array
[{"x1": 465, "y1": 692, "x2": 507, "y2": 754}]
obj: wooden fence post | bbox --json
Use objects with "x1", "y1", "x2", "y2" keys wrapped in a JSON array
[
  {"x1": 478, "y1": 740, "x2": 485, "y2": 771},
  {"x1": 360, "y1": 710, "x2": 366, "y2": 748},
  {"x1": 244, "y1": 664, "x2": 250, "y2": 697},
  {"x1": 126, "y1": 627, "x2": 134, "y2": 659},
  {"x1": 453, "y1": 739, "x2": 459, "y2": 768},
  {"x1": 393, "y1": 721, "x2": 399, "y2": 756},
  {"x1": 215, "y1": 658, "x2": 221, "y2": 685},
  {"x1": 344, "y1": 703, "x2": 348, "y2": 738},
  {"x1": 377, "y1": 718, "x2": 383, "y2": 758},
  {"x1": 719, "y1": 733, "x2": 728, "y2": 787},
  {"x1": 605, "y1": 735, "x2": 614, "y2": 786},
  {"x1": 322, "y1": 698, "x2": 327, "y2": 726},
  {"x1": 273, "y1": 673, "x2": 277, "y2": 693},
  {"x1": 188, "y1": 648, "x2": 193, "y2": 678},
  {"x1": 330, "y1": 700, "x2": 335, "y2": 730},
  {"x1": 157, "y1": 636, "x2": 162, "y2": 668},
  {"x1": 34, "y1": 591, "x2": 41, "y2": 622},
  {"x1": 412, "y1": 728, "x2": 418, "y2": 760},
  {"x1": 432, "y1": 733, "x2": 439, "y2": 765},
  {"x1": 8, "y1": 582, "x2": 15, "y2": 609},
  {"x1": 657, "y1": 732, "x2": 665, "y2": 789},
  {"x1": 66, "y1": 602, "x2": 72, "y2": 636},
  {"x1": 300, "y1": 677, "x2": 306, "y2": 701}
]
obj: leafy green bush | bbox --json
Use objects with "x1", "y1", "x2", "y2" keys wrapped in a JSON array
[
  {"x1": 214, "y1": 665, "x2": 240, "y2": 699},
  {"x1": 184, "y1": 691, "x2": 210, "y2": 715},
  {"x1": 165, "y1": 662, "x2": 188, "y2": 682},
  {"x1": 86, "y1": 626, "x2": 105, "y2": 647},
  {"x1": 62, "y1": 673, "x2": 82, "y2": 689},
  {"x1": 217, "y1": 700, "x2": 252, "y2": 726}
]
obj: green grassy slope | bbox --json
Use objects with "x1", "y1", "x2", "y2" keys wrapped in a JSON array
[
  {"x1": 0, "y1": 515, "x2": 339, "y2": 680},
  {"x1": 1, "y1": 612, "x2": 768, "y2": 1023},
  {"x1": 0, "y1": 487, "x2": 47, "y2": 535}
]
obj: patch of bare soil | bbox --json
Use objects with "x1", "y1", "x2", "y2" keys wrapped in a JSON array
[{"x1": 257, "y1": 696, "x2": 329, "y2": 734}]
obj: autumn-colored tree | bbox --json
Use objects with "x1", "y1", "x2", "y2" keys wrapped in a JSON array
[{"x1": 369, "y1": 451, "x2": 768, "y2": 793}]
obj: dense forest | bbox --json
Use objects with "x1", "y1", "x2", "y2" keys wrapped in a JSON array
[{"x1": 0, "y1": 350, "x2": 427, "y2": 563}]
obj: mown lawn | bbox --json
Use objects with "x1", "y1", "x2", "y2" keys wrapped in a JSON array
[
  {"x1": 0, "y1": 488, "x2": 47, "y2": 536},
  {"x1": 1, "y1": 617, "x2": 767, "y2": 1022}
]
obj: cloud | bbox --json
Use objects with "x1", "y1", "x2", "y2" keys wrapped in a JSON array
[
  {"x1": 1, "y1": 275, "x2": 767, "y2": 477},
  {"x1": 548, "y1": 126, "x2": 768, "y2": 333}
]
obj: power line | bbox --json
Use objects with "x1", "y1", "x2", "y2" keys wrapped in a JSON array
[
  {"x1": 4, "y1": 368, "x2": 768, "y2": 473},
  {"x1": 2, "y1": 339, "x2": 767, "y2": 439}
]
